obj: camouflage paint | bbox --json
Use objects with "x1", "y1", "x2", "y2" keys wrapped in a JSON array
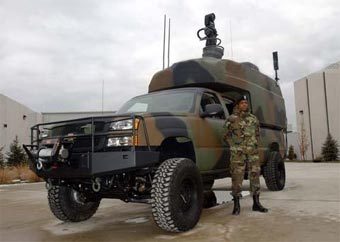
[
  {"x1": 147, "y1": 57, "x2": 287, "y2": 166},
  {"x1": 149, "y1": 58, "x2": 286, "y2": 129},
  {"x1": 135, "y1": 94, "x2": 228, "y2": 172}
]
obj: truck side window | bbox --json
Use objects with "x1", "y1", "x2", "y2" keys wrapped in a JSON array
[
  {"x1": 200, "y1": 93, "x2": 225, "y2": 119},
  {"x1": 222, "y1": 97, "x2": 233, "y2": 115}
]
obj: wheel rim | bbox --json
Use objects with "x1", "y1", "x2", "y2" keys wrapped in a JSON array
[
  {"x1": 71, "y1": 189, "x2": 86, "y2": 205},
  {"x1": 179, "y1": 178, "x2": 196, "y2": 212}
]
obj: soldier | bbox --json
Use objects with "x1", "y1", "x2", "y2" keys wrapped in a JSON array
[{"x1": 223, "y1": 95, "x2": 268, "y2": 215}]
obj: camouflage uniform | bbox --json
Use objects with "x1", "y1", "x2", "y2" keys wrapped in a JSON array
[{"x1": 223, "y1": 106, "x2": 261, "y2": 197}]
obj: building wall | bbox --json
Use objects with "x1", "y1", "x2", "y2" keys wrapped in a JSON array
[
  {"x1": 326, "y1": 67, "x2": 340, "y2": 143},
  {"x1": 294, "y1": 61, "x2": 340, "y2": 160},
  {"x1": 308, "y1": 72, "x2": 329, "y2": 158},
  {"x1": 294, "y1": 77, "x2": 313, "y2": 159},
  {"x1": 0, "y1": 94, "x2": 42, "y2": 154}
]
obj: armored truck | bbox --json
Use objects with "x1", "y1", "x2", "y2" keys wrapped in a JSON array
[{"x1": 24, "y1": 13, "x2": 287, "y2": 232}]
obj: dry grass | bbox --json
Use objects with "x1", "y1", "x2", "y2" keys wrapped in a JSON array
[
  {"x1": 17, "y1": 164, "x2": 42, "y2": 182},
  {"x1": 0, "y1": 164, "x2": 42, "y2": 184},
  {"x1": 0, "y1": 167, "x2": 19, "y2": 184}
]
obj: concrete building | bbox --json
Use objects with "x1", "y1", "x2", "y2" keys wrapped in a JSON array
[
  {"x1": 0, "y1": 94, "x2": 42, "y2": 154},
  {"x1": 294, "y1": 61, "x2": 340, "y2": 160},
  {"x1": 0, "y1": 94, "x2": 116, "y2": 154}
]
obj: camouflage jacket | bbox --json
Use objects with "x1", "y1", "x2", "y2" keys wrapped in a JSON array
[{"x1": 223, "y1": 106, "x2": 260, "y2": 153}]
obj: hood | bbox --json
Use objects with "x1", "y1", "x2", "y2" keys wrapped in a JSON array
[{"x1": 129, "y1": 111, "x2": 191, "y2": 118}]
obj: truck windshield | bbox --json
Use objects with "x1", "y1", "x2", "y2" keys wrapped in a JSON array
[{"x1": 117, "y1": 91, "x2": 196, "y2": 114}]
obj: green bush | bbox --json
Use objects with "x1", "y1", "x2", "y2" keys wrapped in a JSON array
[
  {"x1": 0, "y1": 146, "x2": 5, "y2": 168},
  {"x1": 321, "y1": 134, "x2": 339, "y2": 161},
  {"x1": 6, "y1": 136, "x2": 28, "y2": 167},
  {"x1": 288, "y1": 145, "x2": 296, "y2": 160}
]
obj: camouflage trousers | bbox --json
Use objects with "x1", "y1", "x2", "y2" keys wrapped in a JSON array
[{"x1": 230, "y1": 148, "x2": 261, "y2": 197}]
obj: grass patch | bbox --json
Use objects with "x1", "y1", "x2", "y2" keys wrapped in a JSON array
[{"x1": 0, "y1": 165, "x2": 42, "y2": 184}]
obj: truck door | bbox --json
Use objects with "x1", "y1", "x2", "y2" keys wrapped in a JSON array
[{"x1": 198, "y1": 92, "x2": 229, "y2": 171}]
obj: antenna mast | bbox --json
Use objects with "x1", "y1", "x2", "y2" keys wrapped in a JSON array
[
  {"x1": 101, "y1": 80, "x2": 104, "y2": 114},
  {"x1": 229, "y1": 20, "x2": 233, "y2": 59},
  {"x1": 273, "y1": 51, "x2": 279, "y2": 82},
  {"x1": 167, "y1": 18, "x2": 171, "y2": 68},
  {"x1": 162, "y1": 15, "x2": 166, "y2": 69}
]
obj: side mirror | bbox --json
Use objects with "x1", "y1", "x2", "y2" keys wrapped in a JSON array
[{"x1": 201, "y1": 104, "x2": 224, "y2": 118}]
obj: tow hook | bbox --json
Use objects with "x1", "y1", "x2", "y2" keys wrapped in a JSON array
[
  {"x1": 37, "y1": 159, "x2": 43, "y2": 170},
  {"x1": 92, "y1": 178, "x2": 101, "y2": 192}
]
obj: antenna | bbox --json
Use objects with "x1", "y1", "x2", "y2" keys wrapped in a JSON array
[
  {"x1": 273, "y1": 51, "x2": 279, "y2": 82},
  {"x1": 197, "y1": 13, "x2": 224, "y2": 59},
  {"x1": 229, "y1": 20, "x2": 233, "y2": 59},
  {"x1": 162, "y1": 14, "x2": 166, "y2": 69},
  {"x1": 167, "y1": 18, "x2": 171, "y2": 68},
  {"x1": 101, "y1": 80, "x2": 104, "y2": 114}
]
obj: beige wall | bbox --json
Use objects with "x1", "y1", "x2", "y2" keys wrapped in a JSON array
[
  {"x1": 294, "y1": 77, "x2": 312, "y2": 160},
  {"x1": 294, "y1": 62, "x2": 340, "y2": 160},
  {"x1": 325, "y1": 69, "x2": 340, "y2": 143},
  {"x1": 0, "y1": 94, "x2": 42, "y2": 154}
]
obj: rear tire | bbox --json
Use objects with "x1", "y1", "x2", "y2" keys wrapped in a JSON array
[
  {"x1": 151, "y1": 158, "x2": 203, "y2": 232},
  {"x1": 263, "y1": 151, "x2": 286, "y2": 191},
  {"x1": 48, "y1": 185, "x2": 100, "y2": 222}
]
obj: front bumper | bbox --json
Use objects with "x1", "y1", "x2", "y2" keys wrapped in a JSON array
[
  {"x1": 23, "y1": 114, "x2": 159, "y2": 179},
  {"x1": 24, "y1": 147, "x2": 159, "y2": 178}
]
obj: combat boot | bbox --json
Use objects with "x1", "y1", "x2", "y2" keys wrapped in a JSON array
[
  {"x1": 252, "y1": 194, "x2": 268, "y2": 213},
  {"x1": 232, "y1": 196, "x2": 240, "y2": 215}
]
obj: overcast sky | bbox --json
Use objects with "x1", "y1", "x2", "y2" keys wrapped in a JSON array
[{"x1": 0, "y1": 0, "x2": 339, "y2": 130}]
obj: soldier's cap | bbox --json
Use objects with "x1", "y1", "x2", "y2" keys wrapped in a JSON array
[{"x1": 235, "y1": 95, "x2": 248, "y2": 104}]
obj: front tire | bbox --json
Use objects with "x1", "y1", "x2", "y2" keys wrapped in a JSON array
[
  {"x1": 48, "y1": 185, "x2": 101, "y2": 222},
  {"x1": 151, "y1": 158, "x2": 203, "y2": 232},
  {"x1": 263, "y1": 151, "x2": 286, "y2": 191}
]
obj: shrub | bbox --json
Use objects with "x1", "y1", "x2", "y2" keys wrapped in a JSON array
[
  {"x1": 0, "y1": 146, "x2": 5, "y2": 168},
  {"x1": 321, "y1": 134, "x2": 339, "y2": 161},
  {"x1": 288, "y1": 145, "x2": 296, "y2": 160},
  {"x1": 6, "y1": 136, "x2": 27, "y2": 167}
]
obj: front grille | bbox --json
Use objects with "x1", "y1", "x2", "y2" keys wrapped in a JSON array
[{"x1": 72, "y1": 137, "x2": 103, "y2": 152}]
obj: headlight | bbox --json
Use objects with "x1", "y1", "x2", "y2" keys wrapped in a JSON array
[
  {"x1": 109, "y1": 119, "x2": 134, "y2": 130},
  {"x1": 107, "y1": 136, "x2": 133, "y2": 147},
  {"x1": 39, "y1": 130, "x2": 50, "y2": 139},
  {"x1": 38, "y1": 148, "x2": 53, "y2": 157}
]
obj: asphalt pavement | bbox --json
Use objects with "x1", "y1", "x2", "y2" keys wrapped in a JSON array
[{"x1": 0, "y1": 162, "x2": 339, "y2": 242}]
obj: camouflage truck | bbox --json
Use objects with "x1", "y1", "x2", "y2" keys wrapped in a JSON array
[{"x1": 24, "y1": 13, "x2": 287, "y2": 232}]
